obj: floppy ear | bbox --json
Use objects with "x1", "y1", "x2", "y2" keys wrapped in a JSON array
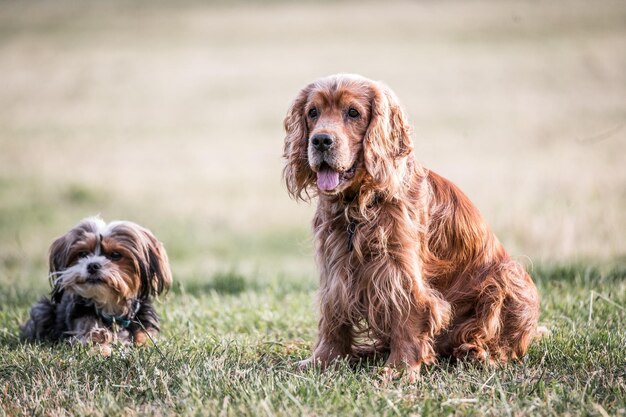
[
  {"x1": 48, "y1": 234, "x2": 71, "y2": 303},
  {"x1": 137, "y1": 227, "x2": 172, "y2": 299},
  {"x1": 48, "y1": 235, "x2": 70, "y2": 276},
  {"x1": 363, "y1": 82, "x2": 413, "y2": 193},
  {"x1": 283, "y1": 83, "x2": 316, "y2": 201}
]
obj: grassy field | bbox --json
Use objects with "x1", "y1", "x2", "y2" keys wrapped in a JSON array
[{"x1": 1, "y1": 0, "x2": 625, "y2": 415}]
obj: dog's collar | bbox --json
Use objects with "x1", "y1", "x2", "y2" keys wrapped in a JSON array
[
  {"x1": 97, "y1": 299, "x2": 141, "y2": 329},
  {"x1": 347, "y1": 220, "x2": 357, "y2": 252},
  {"x1": 343, "y1": 192, "x2": 383, "y2": 252}
]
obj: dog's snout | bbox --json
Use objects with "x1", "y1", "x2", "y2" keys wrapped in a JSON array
[
  {"x1": 87, "y1": 262, "x2": 101, "y2": 274},
  {"x1": 311, "y1": 134, "x2": 334, "y2": 152}
]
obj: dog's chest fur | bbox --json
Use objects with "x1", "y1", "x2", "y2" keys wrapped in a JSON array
[{"x1": 313, "y1": 198, "x2": 424, "y2": 335}]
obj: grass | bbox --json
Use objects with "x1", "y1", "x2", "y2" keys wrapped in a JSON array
[
  {"x1": 1, "y1": 266, "x2": 625, "y2": 416},
  {"x1": 0, "y1": 0, "x2": 625, "y2": 415}
]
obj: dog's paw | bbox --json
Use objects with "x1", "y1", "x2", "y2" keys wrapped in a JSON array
[
  {"x1": 453, "y1": 343, "x2": 498, "y2": 365},
  {"x1": 379, "y1": 366, "x2": 398, "y2": 385},
  {"x1": 297, "y1": 358, "x2": 314, "y2": 371},
  {"x1": 88, "y1": 327, "x2": 113, "y2": 345},
  {"x1": 379, "y1": 363, "x2": 421, "y2": 385},
  {"x1": 297, "y1": 356, "x2": 332, "y2": 371},
  {"x1": 96, "y1": 344, "x2": 112, "y2": 357}
]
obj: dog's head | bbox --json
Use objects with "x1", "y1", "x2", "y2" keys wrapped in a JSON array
[
  {"x1": 48, "y1": 217, "x2": 171, "y2": 314},
  {"x1": 283, "y1": 74, "x2": 413, "y2": 201}
]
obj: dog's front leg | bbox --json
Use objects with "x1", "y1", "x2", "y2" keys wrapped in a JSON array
[
  {"x1": 66, "y1": 317, "x2": 114, "y2": 356},
  {"x1": 383, "y1": 286, "x2": 451, "y2": 382},
  {"x1": 299, "y1": 320, "x2": 353, "y2": 370},
  {"x1": 383, "y1": 316, "x2": 432, "y2": 383}
]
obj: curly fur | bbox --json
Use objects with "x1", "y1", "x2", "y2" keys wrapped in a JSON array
[{"x1": 283, "y1": 74, "x2": 540, "y2": 377}]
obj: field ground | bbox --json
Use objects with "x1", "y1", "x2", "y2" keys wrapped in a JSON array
[{"x1": 0, "y1": 0, "x2": 625, "y2": 415}]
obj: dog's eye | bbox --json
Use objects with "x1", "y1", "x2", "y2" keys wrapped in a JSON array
[
  {"x1": 347, "y1": 108, "x2": 360, "y2": 118},
  {"x1": 308, "y1": 108, "x2": 318, "y2": 119},
  {"x1": 108, "y1": 252, "x2": 122, "y2": 261},
  {"x1": 78, "y1": 251, "x2": 89, "y2": 258}
]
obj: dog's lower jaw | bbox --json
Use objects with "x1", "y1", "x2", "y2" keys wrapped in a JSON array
[{"x1": 314, "y1": 159, "x2": 360, "y2": 195}]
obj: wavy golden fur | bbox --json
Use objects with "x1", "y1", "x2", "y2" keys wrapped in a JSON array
[{"x1": 283, "y1": 74, "x2": 540, "y2": 379}]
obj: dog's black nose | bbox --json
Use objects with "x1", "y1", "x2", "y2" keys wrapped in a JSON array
[
  {"x1": 87, "y1": 262, "x2": 101, "y2": 274},
  {"x1": 311, "y1": 134, "x2": 334, "y2": 152}
]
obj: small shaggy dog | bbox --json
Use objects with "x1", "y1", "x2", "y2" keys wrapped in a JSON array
[
  {"x1": 283, "y1": 74, "x2": 540, "y2": 379},
  {"x1": 21, "y1": 217, "x2": 171, "y2": 355}
]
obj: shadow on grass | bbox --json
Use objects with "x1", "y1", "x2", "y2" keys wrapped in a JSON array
[
  {"x1": 532, "y1": 262, "x2": 626, "y2": 286},
  {"x1": 172, "y1": 263, "x2": 626, "y2": 297},
  {"x1": 172, "y1": 269, "x2": 316, "y2": 297},
  {"x1": 176, "y1": 270, "x2": 253, "y2": 296}
]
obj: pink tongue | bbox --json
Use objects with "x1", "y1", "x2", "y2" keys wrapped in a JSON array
[{"x1": 317, "y1": 168, "x2": 340, "y2": 191}]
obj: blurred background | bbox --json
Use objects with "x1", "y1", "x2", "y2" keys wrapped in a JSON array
[{"x1": 1, "y1": 0, "x2": 625, "y2": 296}]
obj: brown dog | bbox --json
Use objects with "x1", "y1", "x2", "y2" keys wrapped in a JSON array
[{"x1": 283, "y1": 74, "x2": 540, "y2": 379}]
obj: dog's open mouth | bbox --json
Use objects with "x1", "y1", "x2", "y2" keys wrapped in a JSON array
[{"x1": 316, "y1": 162, "x2": 357, "y2": 192}]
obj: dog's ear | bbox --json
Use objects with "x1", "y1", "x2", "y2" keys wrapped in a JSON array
[
  {"x1": 363, "y1": 82, "x2": 413, "y2": 193},
  {"x1": 48, "y1": 234, "x2": 71, "y2": 303},
  {"x1": 136, "y1": 226, "x2": 172, "y2": 299},
  {"x1": 283, "y1": 83, "x2": 316, "y2": 201},
  {"x1": 48, "y1": 234, "x2": 70, "y2": 277},
  {"x1": 108, "y1": 221, "x2": 172, "y2": 299}
]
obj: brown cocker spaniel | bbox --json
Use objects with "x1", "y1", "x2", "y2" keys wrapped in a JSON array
[{"x1": 283, "y1": 74, "x2": 540, "y2": 380}]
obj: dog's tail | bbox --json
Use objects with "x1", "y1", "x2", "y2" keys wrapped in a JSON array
[{"x1": 20, "y1": 297, "x2": 57, "y2": 342}]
